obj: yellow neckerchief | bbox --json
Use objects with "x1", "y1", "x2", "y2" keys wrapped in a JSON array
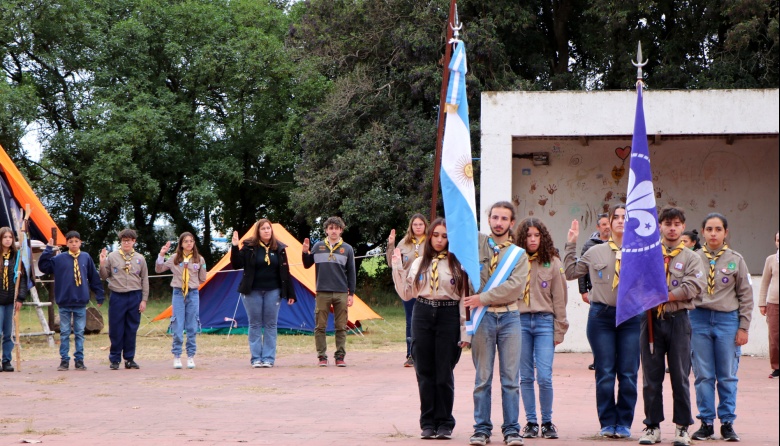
[
  {"x1": 258, "y1": 240, "x2": 271, "y2": 265},
  {"x1": 662, "y1": 242, "x2": 686, "y2": 286},
  {"x1": 523, "y1": 252, "x2": 539, "y2": 306},
  {"x1": 325, "y1": 238, "x2": 343, "y2": 261},
  {"x1": 181, "y1": 253, "x2": 193, "y2": 297},
  {"x1": 2, "y1": 251, "x2": 10, "y2": 290},
  {"x1": 69, "y1": 250, "x2": 82, "y2": 287},
  {"x1": 489, "y1": 236, "x2": 514, "y2": 275},
  {"x1": 607, "y1": 238, "x2": 621, "y2": 290},
  {"x1": 412, "y1": 235, "x2": 426, "y2": 258},
  {"x1": 703, "y1": 244, "x2": 729, "y2": 295},
  {"x1": 119, "y1": 249, "x2": 135, "y2": 274},
  {"x1": 658, "y1": 241, "x2": 686, "y2": 317},
  {"x1": 430, "y1": 251, "x2": 449, "y2": 293}
]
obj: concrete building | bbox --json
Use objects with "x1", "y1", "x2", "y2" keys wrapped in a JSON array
[{"x1": 479, "y1": 88, "x2": 779, "y2": 356}]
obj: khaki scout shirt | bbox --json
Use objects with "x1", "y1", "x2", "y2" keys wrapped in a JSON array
[
  {"x1": 156, "y1": 254, "x2": 208, "y2": 290},
  {"x1": 521, "y1": 256, "x2": 569, "y2": 343},
  {"x1": 564, "y1": 241, "x2": 618, "y2": 307},
  {"x1": 99, "y1": 250, "x2": 150, "y2": 301},
  {"x1": 387, "y1": 238, "x2": 425, "y2": 272},
  {"x1": 392, "y1": 256, "x2": 469, "y2": 342},
  {"x1": 694, "y1": 247, "x2": 754, "y2": 331},
  {"x1": 477, "y1": 233, "x2": 529, "y2": 306},
  {"x1": 662, "y1": 246, "x2": 705, "y2": 312}
]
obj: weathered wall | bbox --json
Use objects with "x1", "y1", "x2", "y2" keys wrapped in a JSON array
[{"x1": 510, "y1": 136, "x2": 779, "y2": 272}]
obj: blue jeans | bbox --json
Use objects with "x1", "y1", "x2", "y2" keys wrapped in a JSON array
[
  {"x1": 171, "y1": 288, "x2": 200, "y2": 357},
  {"x1": 690, "y1": 308, "x2": 740, "y2": 424},
  {"x1": 0, "y1": 303, "x2": 15, "y2": 363},
  {"x1": 471, "y1": 310, "x2": 522, "y2": 436},
  {"x1": 403, "y1": 298, "x2": 415, "y2": 357},
  {"x1": 586, "y1": 303, "x2": 641, "y2": 430},
  {"x1": 520, "y1": 312, "x2": 555, "y2": 424},
  {"x1": 59, "y1": 306, "x2": 87, "y2": 361},
  {"x1": 242, "y1": 288, "x2": 281, "y2": 364}
]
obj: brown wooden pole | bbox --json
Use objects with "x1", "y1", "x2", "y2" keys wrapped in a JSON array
[{"x1": 430, "y1": 0, "x2": 458, "y2": 224}]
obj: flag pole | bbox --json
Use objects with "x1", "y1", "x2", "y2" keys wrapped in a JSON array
[
  {"x1": 632, "y1": 41, "x2": 654, "y2": 354},
  {"x1": 430, "y1": 0, "x2": 459, "y2": 223}
]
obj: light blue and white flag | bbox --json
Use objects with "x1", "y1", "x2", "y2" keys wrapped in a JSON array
[
  {"x1": 465, "y1": 243, "x2": 524, "y2": 335},
  {"x1": 440, "y1": 41, "x2": 480, "y2": 293},
  {"x1": 616, "y1": 84, "x2": 668, "y2": 325}
]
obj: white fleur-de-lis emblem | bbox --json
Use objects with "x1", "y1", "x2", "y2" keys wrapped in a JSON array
[{"x1": 626, "y1": 162, "x2": 656, "y2": 237}]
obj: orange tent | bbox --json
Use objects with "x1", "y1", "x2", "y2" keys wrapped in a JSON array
[
  {"x1": 152, "y1": 223, "x2": 382, "y2": 327},
  {"x1": 0, "y1": 144, "x2": 66, "y2": 243}
]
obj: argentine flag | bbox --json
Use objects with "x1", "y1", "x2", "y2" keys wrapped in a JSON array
[{"x1": 441, "y1": 41, "x2": 480, "y2": 293}]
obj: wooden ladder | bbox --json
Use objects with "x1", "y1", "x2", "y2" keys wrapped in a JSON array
[{"x1": 19, "y1": 285, "x2": 55, "y2": 347}]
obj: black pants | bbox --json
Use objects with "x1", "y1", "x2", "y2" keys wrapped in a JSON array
[
  {"x1": 411, "y1": 300, "x2": 462, "y2": 431},
  {"x1": 640, "y1": 310, "x2": 694, "y2": 426}
]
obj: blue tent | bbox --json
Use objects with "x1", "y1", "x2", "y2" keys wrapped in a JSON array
[{"x1": 153, "y1": 224, "x2": 382, "y2": 334}]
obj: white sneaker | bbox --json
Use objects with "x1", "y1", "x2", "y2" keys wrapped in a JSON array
[
  {"x1": 173, "y1": 358, "x2": 182, "y2": 369},
  {"x1": 187, "y1": 357, "x2": 195, "y2": 369},
  {"x1": 252, "y1": 361, "x2": 262, "y2": 368},
  {"x1": 673, "y1": 425, "x2": 690, "y2": 446},
  {"x1": 639, "y1": 426, "x2": 661, "y2": 444},
  {"x1": 261, "y1": 362, "x2": 273, "y2": 368}
]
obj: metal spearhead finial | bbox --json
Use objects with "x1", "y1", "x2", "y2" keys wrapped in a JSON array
[
  {"x1": 632, "y1": 41, "x2": 648, "y2": 82},
  {"x1": 450, "y1": 4, "x2": 462, "y2": 41}
]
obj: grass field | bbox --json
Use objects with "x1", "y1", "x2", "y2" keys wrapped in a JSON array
[{"x1": 14, "y1": 298, "x2": 408, "y2": 364}]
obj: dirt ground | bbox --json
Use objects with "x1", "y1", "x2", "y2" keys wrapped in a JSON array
[{"x1": 0, "y1": 351, "x2": 777, "y2": 445}]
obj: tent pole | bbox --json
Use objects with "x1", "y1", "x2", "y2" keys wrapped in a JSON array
[{"x1": 227, "y1": 293, "x2": 243, "y2": 339}]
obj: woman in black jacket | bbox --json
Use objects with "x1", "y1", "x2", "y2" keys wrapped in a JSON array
[{"x1": 231, "y1": 219, "x2": 295, "y2": 368}]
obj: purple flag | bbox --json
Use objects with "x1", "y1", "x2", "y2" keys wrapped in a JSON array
[{"x1": 615, "y1": 84, "x2": 667, "y2": 325}]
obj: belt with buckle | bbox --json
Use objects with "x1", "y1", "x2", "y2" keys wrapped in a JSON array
[
  {"x1": 417, "y1": 297, "x2": 459, "y2": 307},
  {"x1": 486, "y1": 303, "x2": 519, "y2": 313}
]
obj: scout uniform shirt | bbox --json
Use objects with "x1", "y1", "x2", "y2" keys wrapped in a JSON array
[
  {"x1": 661, "y1": 246, "x2": 705, "y2": 313},
  {"x1": 387, "y1": 237, "x2": 425, "y2": 272},
  {"x1": 564, "y1": 241, "x2": 619, "y2": 307},
  {"x1": 392, "y1": 255, "x2": 469, "y2": 343},
  {"x1": 477, "y1": 233, "x2": 529, "y2": 306},
  {"x1": 693, "y1": 247, "x2": 754, "y2": 331},
  {"x1": 99, "y1": 250, "x2": 150, "y2": 301},
  {"x1": 155, "y1": 254, "x2": 208, "y2": 290},
  {"x1": 521, "y1": 256, "x2": 569, "y2": 343}
]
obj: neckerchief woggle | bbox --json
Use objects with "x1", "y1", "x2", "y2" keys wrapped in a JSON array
[{"x1": 465, "y1": 244, "x2": 524, "y2": 335}]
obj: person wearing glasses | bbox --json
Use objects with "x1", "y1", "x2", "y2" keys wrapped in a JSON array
[{"x1": 99, "y1": 229, "x2": 149, "y2": 370}]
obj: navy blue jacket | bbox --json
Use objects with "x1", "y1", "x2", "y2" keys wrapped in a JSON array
[{"x1": 38, "y1": 247, "x2": 105, "y2": 307}]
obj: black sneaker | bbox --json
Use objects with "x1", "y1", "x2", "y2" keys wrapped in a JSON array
[
  {"x1": 504, "y1": 432, "x2": 523, "y2": 446},
  {"x1": 469, "y1": 432, "x2": 490, "y2": 445},
  {"x1": 588, "y1": 363, "x2": 595, "y2": 370},
  {"x1": 436, "y1": 427, "x2": 453, "y2": 439},
  {"x1": 522, "y1": 423, "x2": 539, "y2": 438},
  {"x1": 420, "y1": 427, "x2": 436, "y2": 439},
  {"x1": 691, "y1": 422, "x2": 714, "y2": 440},
  {"x1": 541, "y1": 422, "x2": 558, "y2": 439},
  {"x1": 720, "y1": 422, "x2": 740, "y2": 442},
  {"x1": 2, "y1": 361, "x2": 14, "y2": 372},
  {"x1": 125, "y1": 360, "x2": 140, "y2": 369},
  {"x1": 770, "y1": 369, "x2": 780, "y2": 379},
  {"x1": 57, "y1": 359, "x2": 69, "y2": 371},
  {"x1": 74, "y1": 360, "x2": 87, "y2": 371},
  {"x1": 109, "y1": 362, "x2": 120, "y2": 370}
]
